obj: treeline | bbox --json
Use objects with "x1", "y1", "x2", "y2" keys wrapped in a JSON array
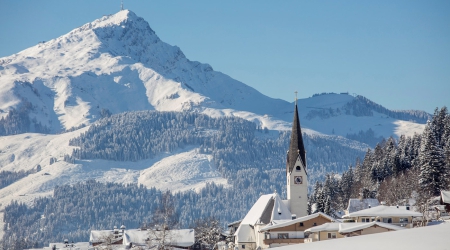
[
  {"x1": 0, "y1": 168, "x2": 38, "y2": 190},
  {"x1": 309, "y1": 107, "x2": 450, "y2": 216},
  {"x1": 346, "y1": 128, "x2": 385, "y2": 147},
  {"x1": 0, "y1": 103, "x2": 50, "y2": 136}
]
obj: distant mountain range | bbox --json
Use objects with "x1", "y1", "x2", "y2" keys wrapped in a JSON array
[{"x1": 0, "y1": 10, "x2": 429, "y2": 209}]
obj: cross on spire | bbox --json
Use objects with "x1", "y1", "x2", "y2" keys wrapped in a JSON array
[
  {"x1": 121, "y1": 0, "x2": 124, "y2": 10},
  {"x1": 295, "y1": 91, "x2": 298, "y2": 105}
]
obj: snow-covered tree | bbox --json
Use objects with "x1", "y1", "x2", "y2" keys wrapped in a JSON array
[
  {"x1": 193, "y1": 217, "x2": 222, "y2": 249},
  {"x1": 418, "y1": 122, "x2": 448, "y2": 196}
]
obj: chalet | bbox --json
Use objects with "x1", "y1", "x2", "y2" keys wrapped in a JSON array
[
  {"x1": 259, "y1": 212, "x2": 334, "y2": 247},
  {"x1": 342, "y1": 205, "x2": 422, "y2": 228}
]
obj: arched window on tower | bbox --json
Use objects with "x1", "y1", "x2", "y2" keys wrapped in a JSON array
[{"x1": 296, "y1": 166, "x2": 301, "y2": 171}]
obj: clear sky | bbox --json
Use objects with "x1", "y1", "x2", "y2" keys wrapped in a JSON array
[{"x1": 1, "y1": 0, "x2": 449, "y2": 114}]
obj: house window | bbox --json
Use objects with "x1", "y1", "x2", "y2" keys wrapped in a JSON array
[
  {"x1": 296, "y1": 166, "x2": 301, "y2": 171},
  {"x1": 299, "y1": 222, "x2": 304, "y2": 227},
  {"x1": 382, "y1": 218, "x2": 392, "y2": 223},
  {"x1": 242, "y1": 245, "x2": 245, "y2": 249},
  {"x1": 362, "y1": 218, "x2": 370, "y2": 223},
  {"x1": 328, "y1": 232, "x2": 337, "y2": 239},
  {"x1": 278, "y1": 233, "x2": 289, "y2": 239},
  {"x1": 399, "y1": 218, "x2": 408, "y2": 223},
  {"x1": 313, "y1": 223, "x2": 317, "y2": 226}
]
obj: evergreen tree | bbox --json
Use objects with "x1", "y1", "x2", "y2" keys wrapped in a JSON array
[{"x1": 419, "y1": 122, "x2": 448, "y2": 196}]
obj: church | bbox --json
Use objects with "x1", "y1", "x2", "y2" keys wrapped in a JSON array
[{"x1": 232, "y1": 100, "x2": 334, "y2": 249}]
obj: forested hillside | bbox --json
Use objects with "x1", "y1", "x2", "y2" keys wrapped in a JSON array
[
  {"x1": 309, "y1": 107, "x2": 450, "y2": 217},
  {"x1": 69, "y1": 110, "x2": 367, "y2": 184}
]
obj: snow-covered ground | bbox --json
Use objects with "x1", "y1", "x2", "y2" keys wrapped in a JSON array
[{"x1": 278, "y1": 221, "x2": 450, "y2": 250}]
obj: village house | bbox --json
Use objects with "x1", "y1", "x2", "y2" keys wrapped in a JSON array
[
  {"x1": 258, "y1": 212, "x2": 334, "y2": 247},
  {"x1": 342, "y1": 204, "x2": 422, "y2": 228}
]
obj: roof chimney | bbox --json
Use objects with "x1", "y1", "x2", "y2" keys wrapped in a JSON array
[
  {"x1": 397, "y1": 205, "x2": 399, "y2": 208},
  {"x1": 292, "y1": 214, "x2": 297, "y2": 220}
]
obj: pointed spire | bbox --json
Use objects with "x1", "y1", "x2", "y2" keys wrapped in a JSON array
[{"x1": 287, "y1": 92, "x2": 306, "y2": 173}]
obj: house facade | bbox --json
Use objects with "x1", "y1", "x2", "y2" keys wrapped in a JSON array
[{"x1": 342, "y1": 205, "x2": 422, "y2": 228}]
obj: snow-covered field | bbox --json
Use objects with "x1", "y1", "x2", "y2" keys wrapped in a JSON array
[{"x1": 279, "y1": 221, "x2": 450, "y2": 250}]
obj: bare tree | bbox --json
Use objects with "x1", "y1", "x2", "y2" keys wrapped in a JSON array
[{"x1": 147, "y1": 191, "x2": 179, "y2": 250}]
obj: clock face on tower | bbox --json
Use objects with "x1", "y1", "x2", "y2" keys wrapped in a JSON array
[{"x1": 294, "y1": 176, "x2": 303, "y2": 184}]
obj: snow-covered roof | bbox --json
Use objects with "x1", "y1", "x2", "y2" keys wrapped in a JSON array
[
  {"x1": 227, "y1": 219, "x2": 243, "y2": 227},
  {"x1": 235, "y1": 192, "x2": 292, "y2": 243},
  {"x1": 240, "y1": 193, "x2": 291, "y2": 225},
  {"x1": 441, "y1": 190, "x2": 450, "y2": 204},
  {"x1": 304, "y1": 222, "x2": 340, "y2": 233},
  {"x1": 122, "y1": 229, "x2": 195, "y2": 247},
  {"x1": 89, "y1": 230, "x2": 119, "y2": 243},
  {"x1": 339, "y1": 222, "x2": 406, "y2": 234},
  {"x1": 346, "y1": 198, "x2": 380, "y2": 213},
  {"x1": 259, "y1": 212, "x2": 335, "y2": 232},
  {"x1": 343, "y1": 205, "x2": 422, "y2": 218}
]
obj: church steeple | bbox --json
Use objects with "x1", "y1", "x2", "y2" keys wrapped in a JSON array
[
  {"x1": 286, "y1": 93, "x2": 308, "y2": 218},
  {"x1": 287, "y1": 98, "x2": 306, "y2": 173}
]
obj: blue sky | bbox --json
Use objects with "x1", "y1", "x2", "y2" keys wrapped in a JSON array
[{"x1": 1, "y1": 0, "x2": 449, "y2": 114}]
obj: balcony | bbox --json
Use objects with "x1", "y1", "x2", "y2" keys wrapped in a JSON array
[{"x1": 263, "y1": 238, "x2": 304, "y2": 244}]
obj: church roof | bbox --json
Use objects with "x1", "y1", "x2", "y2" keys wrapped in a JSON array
[
  {"x1": 235, "y1": 193, "x2": 291, "y2": 243},
  {"x1": 287, "y1": 103, "x2": 306, "y2": 173}
]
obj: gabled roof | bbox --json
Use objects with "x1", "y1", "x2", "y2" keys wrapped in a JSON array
[
  {"x1": 259, "y1": 212, "x2": 335, "y2": 232},
  {"x1": 305, "y1": 221, "x2": 406, "y2": 234},
  {"x1": 287, "y1": 103, "x2": 306, "y2": 173},
  {"x1": 304, "y1": 222, "x2": 340, "y2": 233},
  {"x1": 343, "y1": 205, "x2": 422, "y2": 218},
  {"x1": 235, "y1": 193, "x2": 292, "y2": 243},
  {"x1": 346, "y1": 198, "x2": 380, "y2": 213},
  {"x1": 240, "y1": 193, "x2": 291, "y2": 226},
  {"x1": 339, "y1": 222, "x2": 406, "y2": 234},
  {"x1": 441, "y1": 190, "x2": 450, "y2": 204}
]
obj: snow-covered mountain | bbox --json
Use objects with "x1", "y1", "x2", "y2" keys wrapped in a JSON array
[
  {"x1": 0, "y1": 10, "x2": 428, "y2": 137},
  {"x1": 0, "y1": 10, "x2": 429, "y2": 208}
]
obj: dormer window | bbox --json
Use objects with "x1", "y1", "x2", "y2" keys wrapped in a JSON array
[{"x1": 296, "y1": 166, "x2": 301, "y2": 171}]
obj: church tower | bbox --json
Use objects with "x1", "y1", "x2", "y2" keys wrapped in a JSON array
[{"x1": 286, "y1": 97, "x2": 308, "y2": 218}]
